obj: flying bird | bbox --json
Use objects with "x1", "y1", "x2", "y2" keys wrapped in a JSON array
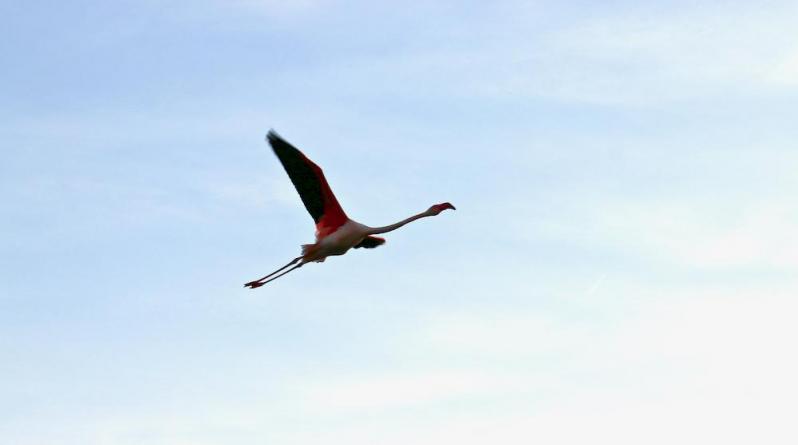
[{"x1": 244, "y1": 131, "x2": 455, "y2": 288}]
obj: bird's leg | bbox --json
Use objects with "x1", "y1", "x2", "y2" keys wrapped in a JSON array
[
  {"x1": 244, "y1": 256, "x2": 302, "y2": 288},
  {"x1": 245, "y1": 262, "x2": 305, "y2": 288}
]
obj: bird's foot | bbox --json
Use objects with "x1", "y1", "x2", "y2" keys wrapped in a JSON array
[{"x1": 244, "y1": 280, "x2": 265, "y2": 289}]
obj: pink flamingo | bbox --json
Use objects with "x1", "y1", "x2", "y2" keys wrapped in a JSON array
[{"x1": 245, "y1": 131, "x2": 455, "y2": 288}]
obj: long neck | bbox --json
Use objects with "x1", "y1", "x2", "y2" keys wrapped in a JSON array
[{"x1": 367, "y1": 210, "x2": 433, "y2": 235}]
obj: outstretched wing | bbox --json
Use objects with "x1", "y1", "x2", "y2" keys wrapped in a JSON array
[
  {"x1": 267, "y1": 130, "x2": 348, "y2": 232},
  {"x1": 354, "y1": 236, "x2": 385, "y2": 249}
]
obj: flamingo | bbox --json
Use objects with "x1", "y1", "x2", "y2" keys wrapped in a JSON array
[{"x1": 244, "y1": 130, "x2": 455, "y2": 288}]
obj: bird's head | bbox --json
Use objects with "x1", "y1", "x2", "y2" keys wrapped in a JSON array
[{"x1": 428, "y1": 202, "x2": 456, "y2": 215}]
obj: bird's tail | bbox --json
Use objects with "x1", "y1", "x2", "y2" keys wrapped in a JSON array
[{"x1": 301, "y1": 243, "x2": 326, "y2": 260}]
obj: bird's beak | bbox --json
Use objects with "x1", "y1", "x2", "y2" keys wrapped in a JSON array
[{"x1": 441, "y1": 202, "x2": 456, "y2": 211}]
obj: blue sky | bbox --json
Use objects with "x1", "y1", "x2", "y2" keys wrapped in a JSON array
[{"x1": 2, "y1": 1, "x2": 798, "y2": 444}]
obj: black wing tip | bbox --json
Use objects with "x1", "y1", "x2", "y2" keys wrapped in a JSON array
[
  {"x1": 266, "y1": 130, "x2": 300, "y2": 155},
  {"x1": 266, "y1": 129, "x2": 282, "y2": 145}
]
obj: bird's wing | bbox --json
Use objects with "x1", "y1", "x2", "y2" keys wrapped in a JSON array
[
  {"x1": 354, "y1": 236, "x2": 385, "y2": 249},
  {"x1": 267, "y1": 130, "x2": 349, "y2": 231}
]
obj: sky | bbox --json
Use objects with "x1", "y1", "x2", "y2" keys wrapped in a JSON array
[{"x1": 2, "y1": 1, "x2": 798, "y2": 443}]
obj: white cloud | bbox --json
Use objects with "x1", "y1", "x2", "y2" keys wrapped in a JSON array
[
  {"x1": 263, "y1": 2, "x2": 798, "y2": 108},
  {"x1": 590, "y1": 199, "x2": 798, "y2": 269},
  {"x1": 255, "y1": 288, "x2": 798, "y2": 444},
  {"x1": 501, "y1": 4, "x2": 798, "y2": 105},
  {"x1": 300, "y1": 372, "x2": 513, "y2": 411},
  {"x1": 768, "y1": 49, "x2": 798, "y2": 86}
]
